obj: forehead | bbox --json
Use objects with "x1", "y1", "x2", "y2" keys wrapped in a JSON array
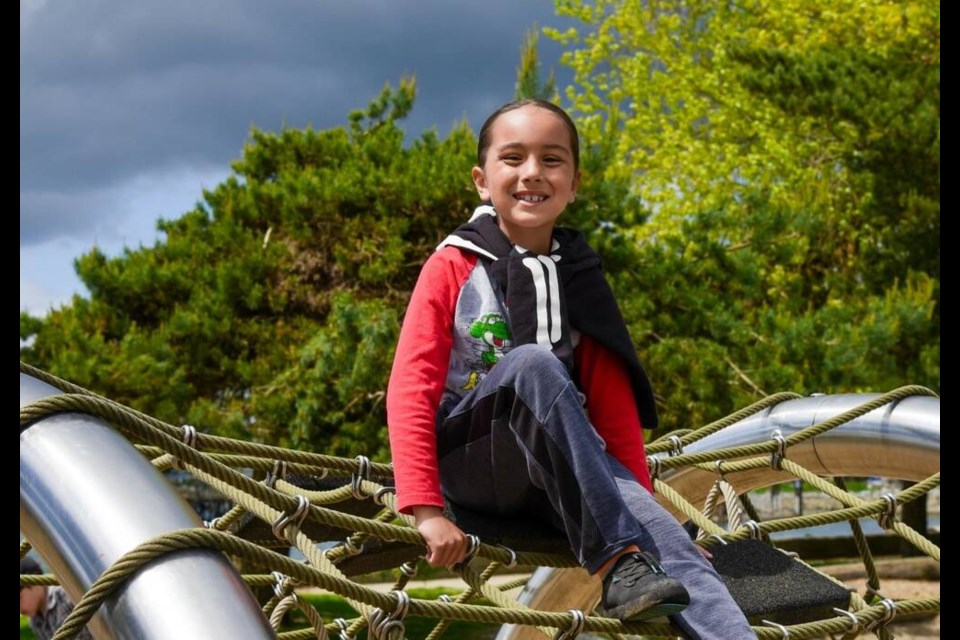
[{"x1": 487, "y1": 106, "x2": 573, "y2": 152}]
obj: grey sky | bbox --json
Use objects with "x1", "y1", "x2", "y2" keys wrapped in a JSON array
[{"x1": 20, "y1": 0, "x2": 574, "y2": 312}]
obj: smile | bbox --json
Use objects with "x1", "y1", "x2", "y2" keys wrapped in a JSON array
[{"x1": 514, "y1": 194, "x2": 547, "y2": 203}]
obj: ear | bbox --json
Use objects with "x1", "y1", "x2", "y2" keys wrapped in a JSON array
[
  {"x1": 570, "y1": 169, "x2": 581, "y2": 203},
  {"x1": 471, "y1": 166, "x2": 490, "y2": 201}
]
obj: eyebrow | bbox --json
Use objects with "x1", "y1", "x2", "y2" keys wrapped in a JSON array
[{"x1": 497, "y1": 142, "x2": 572, "y2": 155}]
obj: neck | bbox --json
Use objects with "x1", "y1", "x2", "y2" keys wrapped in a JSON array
[{"x1": 498, "y1": 220, "x2": 553, "y2": 255}]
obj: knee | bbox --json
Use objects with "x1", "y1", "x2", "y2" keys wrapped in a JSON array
[{"x1": 499, "y1": 344, "x2": 569, "y2": 380}]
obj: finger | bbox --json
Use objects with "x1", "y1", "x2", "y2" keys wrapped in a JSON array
[
  {"x1": 449, "y1": 543, "x2": 468, "y2": 567},
  {"x1": 424, "y1": 547, "x2": 442, "y2": 567},
  {"x1": 427, "y1": 549, "x2": 447, "y2": 567},
  {"x1": 438, "y1": 544, "x2": 464, "y2": 568},
  {"x1": 437, "y1": 547, "x2": 458, "y2": 567}
]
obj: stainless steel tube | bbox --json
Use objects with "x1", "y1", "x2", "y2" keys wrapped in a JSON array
[
  {"x1": 498, "y1": 392, "x2": 939, "y2": 640},
  {"x1": 20, "y1": 372, "x2": 275, "y2": 639},
  {"x1": 661, "y1": 393, "x2": 940, "y2": 516}
]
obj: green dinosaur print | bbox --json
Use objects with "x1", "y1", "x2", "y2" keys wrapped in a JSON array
[{"x1": 469, "y1": 313, "x2": 512, "y2": 367}]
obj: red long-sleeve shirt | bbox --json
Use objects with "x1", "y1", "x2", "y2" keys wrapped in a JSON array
[{"x1": 387, "y1": 247, "x2": 652, "y2": 514}]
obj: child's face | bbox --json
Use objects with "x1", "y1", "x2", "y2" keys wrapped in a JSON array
[
  {"x1": 19, "y1": 585, "x2": 45, "y2": 617},
  {"x1": 472, "y1": 106, "x2": 580, "y2": 250}
]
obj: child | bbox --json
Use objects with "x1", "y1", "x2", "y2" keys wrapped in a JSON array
[
  {"x1": 387, "y1": 99, "x2": 754, "y2": 638},
  {"x1": 20, "y1": 557, "x2": 94, "y2": 640}
]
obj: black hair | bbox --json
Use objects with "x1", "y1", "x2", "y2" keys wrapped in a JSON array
[
  {"x1": 477, "y1": 99, "x2": 580, "y2": 171},
  {"x1": 20, "y1": 557, "x2": 43, "y2": 576}
]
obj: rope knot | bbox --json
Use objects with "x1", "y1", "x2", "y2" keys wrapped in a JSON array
[
  {"x1": 373, "y1": 486, "x2": 396, "y2": 506},
  {"x1": 877, "y1": 493, "x2": 897, "y2": 529},
  {"x1": 496, "y1": 544, "x2": 518, "y2": 569},
  {"x1": 770, "y1": 429, "x2": 787, "y2": 470},
  {"x1": 667, "y1": 434, "x2": 684, "y2": 456},
  {"x1": 740, "y1": 520, "x2": 762, "y2": 540},
  {"x1": 173, "y1": 424, "x2": 198, "y2": 470},
  {"x1": 342, "y1": 536, "x2": 365, "y2": 557},
  {"x1": 553, "y1": 609, "x2": 585, "y2": 639},
  {"x1": 265, "y1": 460, "x2": 288, "y2": 489},
  {"x1": 270, "y1": 570, "x2": 300, "y2": 599},
  {"x1": 271, "y1": 495, "x2": 310, "y2": 541},
  {"x1": 865, "y1": 598, "x2": 897, "y2": 632},
  {"x1": 369, "y1": 590, "x2": 409, "y2": 640},
  {"x1": 714, "y1": 458, "x2": 726, "y2": 479},
  {"x1": 648, "y1": 455, "x2": 664, "y2": 480},
  {"x1": 832, "y1": 607, "x2": 860, "y2": 637},
  {"x1": 451, "y1": 534, "x2": 482, "y2": 572},
  {"x1": 761, "y1": 619, "x2": 791, "y2": 638},
  {"x1": 351, "y1": 455, "x2": 372, "y2": 500},
  {"x1": 334, "y1": 617, "x2": 355, "y2": 640}
]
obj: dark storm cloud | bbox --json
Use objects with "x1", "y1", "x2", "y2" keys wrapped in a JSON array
[{"x1": 20, "y1": 0, "x2": 572, "y2": 245}]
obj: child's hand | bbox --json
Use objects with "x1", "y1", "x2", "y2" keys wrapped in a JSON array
[{"x1": 413, "y1": 506, "x2": 469, "y2": 567}]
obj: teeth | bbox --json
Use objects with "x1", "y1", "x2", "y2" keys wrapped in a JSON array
[{"x1": 515, "y1": 194, "x2": 546, "y2": 203}]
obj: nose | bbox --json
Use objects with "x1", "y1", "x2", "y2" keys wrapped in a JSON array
[{"x1": 519, "y1": 156, "x2": 543, "y2": 181}]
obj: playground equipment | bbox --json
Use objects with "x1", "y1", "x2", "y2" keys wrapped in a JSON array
[{"x1": 20, "y1": 363, "x2": 939, "y2": 639}]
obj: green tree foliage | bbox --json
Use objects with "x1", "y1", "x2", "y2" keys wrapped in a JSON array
[
  {"x1": 732, "y1": 44, "x2": 940, "y2": 293},
  {"x1": 550, "y1": 0, "x2": 939, "y2": 427},
  {"x1": 21, "y1": 79, "x2": 478, "y2": 459},
  {"x1": 550, "y1": 0, "x2": 939, "y2": 227},
  {"x1": 614, "y1": 204, "x2": 937, "y2": 428},
  {"x1": 21, "y1": 7, "x2": 940, "y2": 446},
  {"x1": 515, "y1": 26, "x2": 558, "y2": 101}
]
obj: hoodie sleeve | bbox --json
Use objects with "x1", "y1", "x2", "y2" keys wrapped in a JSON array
[
  {"x1": 575, "y1": 334, "x2": 654, "y2": 492},
  {"x1": 387, "y1": 248, "x2": 477, "y2": 513}
]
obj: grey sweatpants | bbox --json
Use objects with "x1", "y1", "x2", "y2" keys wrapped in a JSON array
[{"x1": 436, "y1": 345, "x2": 755, "y2": 640}]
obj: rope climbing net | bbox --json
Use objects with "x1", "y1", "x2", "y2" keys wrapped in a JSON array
[{"x1": 19, "y1": 362, "x2": 939, "y2": 639}]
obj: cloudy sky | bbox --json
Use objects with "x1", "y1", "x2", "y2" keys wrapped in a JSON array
[{"x1": 20, "y1": 0, "x2": 575, "y2": 315}]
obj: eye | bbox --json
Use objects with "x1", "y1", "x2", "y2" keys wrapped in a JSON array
[
  {"x1": 500, "y1": 153, "x2": 523, "y2": 165},
  {"x1": 543, "y1": 155, "x2": 564, "y2": 166}
]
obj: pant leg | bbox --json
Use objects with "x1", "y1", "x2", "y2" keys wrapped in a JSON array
[
  {"x1": 437, "y1": 344, "x2": 645, "y2": 573},
  {"x1": 438, "y1": 344, "x2": 755, "y2": 639},
  {"x1": 609, "y1": 456, "x2": 757, "y2": 640}
]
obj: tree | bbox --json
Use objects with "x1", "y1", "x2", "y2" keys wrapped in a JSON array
[
  {"x1": 548, "y1": 0, "x2": 939, "y2": 427},
  {"x1": 21, "y1": 79, "x2": 478, "y2": 459},
  {"x1": 612, "y1": 203, "x2": 937, "y2": 428},
  {"x1": 515, "y1": 26, "x2": 559, "y2": 101},
  {"x1": 550, "y1": 0, "x2": 939, "y2": 230},
  {"x1": 731, "y1": 43, "x2": 940, "y2": 294},
  {"x1": 21, "y1": 7, "x2": 941, "y2": 446}
]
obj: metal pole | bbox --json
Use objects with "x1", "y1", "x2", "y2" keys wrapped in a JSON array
[{"x1": 20, "y1": 372, "x2": 275, "y2": 639}]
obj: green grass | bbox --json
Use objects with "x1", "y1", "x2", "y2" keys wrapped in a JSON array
[
  {"x1": 749, "y1": 478, "x2": 871, "y2": 494},
  {"x1": 20, "y1": 616, "x2": 34, "y2": 640}
]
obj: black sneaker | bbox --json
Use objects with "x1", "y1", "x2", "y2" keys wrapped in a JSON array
[{"x1": 597, "y1": 551, "x2": 690, "y2": 621}]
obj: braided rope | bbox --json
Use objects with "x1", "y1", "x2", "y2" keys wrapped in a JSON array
[
  {"x1": 21, "y1": 362, "x2": 939, "y2": 639},
  {"x1": 20, "y1": 361, "x2": 393, "y2": 477},
  {"x1": 649, "y1": 386, "x2": 938, "y2": 472},
  {"x1": 647, "y1": 391, "x2": 802, "y2": 454}
]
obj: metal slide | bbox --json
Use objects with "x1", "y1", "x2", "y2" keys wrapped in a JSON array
[{"x1": 20, "y1": 372, "x2": 275, "y2": 639}]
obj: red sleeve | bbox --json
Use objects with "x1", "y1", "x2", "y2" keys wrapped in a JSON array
[
  {"x1": 387, "y1": 248, "x2": 476, "y2": 514},
  {"x1": 575, "y1": 334, "x2": 653, "y2": 492}
]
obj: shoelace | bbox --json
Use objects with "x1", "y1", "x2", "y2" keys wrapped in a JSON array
[{"x1": 614, "y1": 552, "x2": 666, "y2": 586}]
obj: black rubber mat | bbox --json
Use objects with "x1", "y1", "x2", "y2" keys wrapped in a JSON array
[{"x1": 708, "y1": 539, "x2": 852, "y2": 625}]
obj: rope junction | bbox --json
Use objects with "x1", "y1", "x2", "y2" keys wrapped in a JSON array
[{"x1": 20, "y1": 362, "x2": 939, "y2": 639}]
